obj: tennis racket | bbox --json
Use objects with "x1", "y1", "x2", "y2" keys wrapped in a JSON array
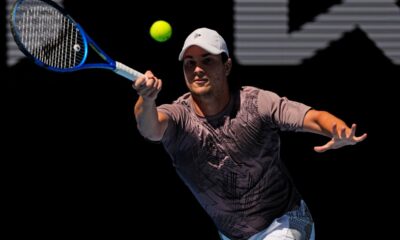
[{"x1": 10, "y1": 0, "x2": 143, "y2": 81}]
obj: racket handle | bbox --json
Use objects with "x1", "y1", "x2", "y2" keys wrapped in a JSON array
[{"x1": 114, "y1": 61, "x2": 143, "y2": 82}]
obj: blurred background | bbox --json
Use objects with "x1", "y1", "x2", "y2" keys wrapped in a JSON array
[{"x1": 3, "y1": 0, "x2": 399, "y2": 239}]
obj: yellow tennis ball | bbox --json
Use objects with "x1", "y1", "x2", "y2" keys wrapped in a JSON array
[{"x1": 150, "y1": 20, "x2": 172, "y2": 42}]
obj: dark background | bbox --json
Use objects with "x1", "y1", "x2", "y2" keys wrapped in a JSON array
[{"x1": 3, "y1": 0, "x2": 398, "y2": 239}]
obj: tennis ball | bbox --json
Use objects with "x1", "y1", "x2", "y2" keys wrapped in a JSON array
[{"x1": 150, "y1": 20, "x2": 172, "y2": 42}]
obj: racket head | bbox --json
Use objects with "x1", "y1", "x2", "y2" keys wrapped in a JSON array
[{"x1": 10, "y1": 0, "x2": 89, "y2": 72}]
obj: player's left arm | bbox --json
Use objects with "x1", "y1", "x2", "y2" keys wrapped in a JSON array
[{"x1": 303, "y1": 109, "x2": 367, "y2": 153}]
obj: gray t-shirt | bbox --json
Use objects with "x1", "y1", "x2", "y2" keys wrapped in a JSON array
[{"x1": 158, "y1": 86, "x2": 311, "y2": 240}]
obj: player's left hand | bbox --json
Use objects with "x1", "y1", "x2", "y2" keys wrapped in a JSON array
[{"x1": 314, "y1": 123, "x2": 367, "y2": 153}]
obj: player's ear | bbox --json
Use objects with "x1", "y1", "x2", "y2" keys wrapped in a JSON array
[{"x1": 224, "y1": 58, "x2": 232, "y2": 76}]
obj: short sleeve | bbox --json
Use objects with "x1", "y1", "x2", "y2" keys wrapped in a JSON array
[{"x1": 257, "y1": 90, "x2": 312, "y2": 131}]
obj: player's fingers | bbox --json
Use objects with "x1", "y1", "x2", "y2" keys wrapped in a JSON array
[
  {"x1": 314, "y1": 144, "x2": 328, "y2": 153},
  {"x1": 151, "y1": 77, "x2": 161, "y2": 88},
  {"x1": 144, "y1": 70, "x2": 155, "y2": 78},
  {"x1": 349, "y1": 123, "x2": 356, "y2": 138},
  {"x1": 331, "y1": 123, "x2": 338, "y2": 139},
  {"x1": 145, "y1": 77, "x2": 156, "y2": 88},
  {"x1": 155, "y1": 78, "x2": 162, "y2": 91},
  {"x1": 132, "y1": 75, "x2": 147, "y2": 90},
  {"x1": 355, "y1": 133, "x2": 368, "y2": 142},
  {"x1": 314, "y1": 140, "x2": 334, "y2": 153},
  {"x1": 144, "y1": 71, "x2": 160, "y2": 85},
  {"x1": 340, "y1": 127, "x2": 346, "y2": 139}
]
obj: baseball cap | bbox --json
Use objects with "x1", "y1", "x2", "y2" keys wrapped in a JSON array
[{"x1": 178, "y1": 28, "x2": 229, "y2": 61}]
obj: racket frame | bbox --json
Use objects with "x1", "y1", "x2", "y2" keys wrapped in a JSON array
[{"x1": 10, "y1": 0, "x2": 120, "y2": 73}]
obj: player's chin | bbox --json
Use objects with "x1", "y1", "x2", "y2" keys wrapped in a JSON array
[{"x1": 191, "y1": 87, "x2": 212, "y2": 97}]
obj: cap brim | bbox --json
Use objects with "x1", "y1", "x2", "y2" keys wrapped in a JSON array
[{"x1": 178, "y1": 43, "x2": 224, "y2": 61}]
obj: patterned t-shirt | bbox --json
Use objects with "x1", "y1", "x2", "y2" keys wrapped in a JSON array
[{"x1": 157, "y1": 86, "x2": 311, "y2": 240}]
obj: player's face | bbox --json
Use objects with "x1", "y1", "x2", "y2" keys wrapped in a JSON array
[{"x1": 182, "y1": 46, "x2": 229, "y2": 98}]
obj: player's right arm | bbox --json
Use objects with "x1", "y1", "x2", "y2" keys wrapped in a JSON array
[{"x1": 133, "y1": 71, "x2": 169, "y2": 141}]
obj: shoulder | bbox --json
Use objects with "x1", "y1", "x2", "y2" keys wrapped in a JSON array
[
  {"x1": 241, "y1": 86, "x2": 260, "y2": 94},
  {"x1": 157, "y1": 92, "x2": 192, "y2": 118},
  {"x1": 173, "y1": 92, "x2": 192, "y2": 106},
  {"x1": 241, "y1": 86, "x2": 280, "y2": 101},
  {"x1": 240, "y1": 86, "x2": 260, "y2": 98}
]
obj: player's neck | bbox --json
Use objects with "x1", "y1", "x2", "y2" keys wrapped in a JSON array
[{"x1": 191, "y1": 91, "x2": 231, "y2": 117}]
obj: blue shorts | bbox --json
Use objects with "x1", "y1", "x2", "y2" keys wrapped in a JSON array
[{"x1": 219, "y1": 200, "x2": 315, "y2": 240}]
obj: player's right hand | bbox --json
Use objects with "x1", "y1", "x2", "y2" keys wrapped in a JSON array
[{"x1": 132, "y1": 70, "x2": 162, "y2": 101}]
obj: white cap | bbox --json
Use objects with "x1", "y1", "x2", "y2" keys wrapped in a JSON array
[{"x1": 178, "y1": 28, "x2": 229, "y2": 61}]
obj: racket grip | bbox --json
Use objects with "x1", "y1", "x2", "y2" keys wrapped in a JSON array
[{"x1": 115, "y1": 61, "x2": 143, "y2": 82}]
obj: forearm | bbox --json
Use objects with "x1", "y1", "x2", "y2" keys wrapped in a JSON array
[
  {"x1": 134, "y1": 96, "x2": 166, "y2": 141},
  {"x1": 304, "y1": 109, "x2": 367, "y2": 152},
  {"x1": 303, "y1": 110, "x2": 349, "y2": 137}
]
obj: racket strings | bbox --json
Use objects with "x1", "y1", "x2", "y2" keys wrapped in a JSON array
[{"x1": 14, "y1": 0, "x2": 84, "y2": 69}]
